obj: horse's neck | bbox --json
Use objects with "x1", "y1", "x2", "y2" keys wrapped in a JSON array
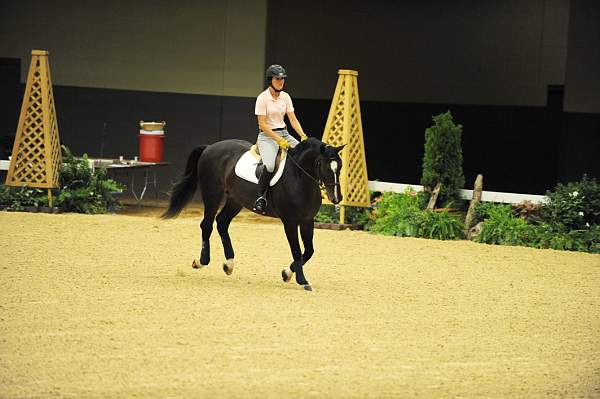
[{"x1": 294, "y1": 149, "x2": 319, "y2": 178}]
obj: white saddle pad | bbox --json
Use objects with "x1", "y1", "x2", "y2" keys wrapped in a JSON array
[{"x1": 234, "y1": 150, "x2": 287, "y2": 186}]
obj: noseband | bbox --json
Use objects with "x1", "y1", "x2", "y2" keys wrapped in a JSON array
[{"x1": 315, "y1": 158, "x2": 341, "y2": 190}]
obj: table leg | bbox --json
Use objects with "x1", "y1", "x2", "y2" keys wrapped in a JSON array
[{"x1": 138, "y1": 169, "x2": 150, "y2": 204}]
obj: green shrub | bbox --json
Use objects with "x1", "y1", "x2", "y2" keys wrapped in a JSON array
[
  {"x1": 533, "y1": 223, "x2": 600, "y2": 253},
  {"x1": 368, "y1": 190, "x2": 422, "y2": 236},
  {"x1": 475, "y1": 204, "x2": 537, "y2": 246},
  {"x1": 543, "y1": 175, "x2": 600, "y2": 231},
  {"x1": 367, "y1": 190, "x2": 464, "y2": 240},
  {"x1": 0, "y1": 146, "x2": 124, "y2": 214},
  {"x1": 56, "y1": 146, "x2": 124, "y2": 213},
  {"x1": 0, "y1": 185, "x2": 48, "y2": 211},
  {"x1": 475, "y1": 201, "x2": 499, "y2": 222},
  {"x1": 421, "y1": 111, "x2": 465, "y2": 206},
  {"x1": 314, "y1": 204, "x2": 370, "y2": 226},
  {"x1": 474, "y1": 200, "x2": 599, "y2": 253},
  {"x1": 417, "y1": 210, "x2": 465, "y2": 240}
]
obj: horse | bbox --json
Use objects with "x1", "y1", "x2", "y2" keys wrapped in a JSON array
[{"x1": 161, "y1": 137, "x2": 345, "y2": 291}]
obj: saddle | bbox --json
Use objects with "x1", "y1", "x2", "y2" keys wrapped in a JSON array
[{"x1": 234, "y1": 145, "x2": 288, "y2": 186}]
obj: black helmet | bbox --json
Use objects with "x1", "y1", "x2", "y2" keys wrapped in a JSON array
[{"x1": 266, "y1": 64, "x2": 287, "y2": 80}]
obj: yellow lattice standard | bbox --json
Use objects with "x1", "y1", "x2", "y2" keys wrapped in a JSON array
[
  {"x1": 321, "y1": 69, "x2": 369, "y2": 224},
  {"x1": 6, "y1": 50, "x2": 62, "y2": 205}
]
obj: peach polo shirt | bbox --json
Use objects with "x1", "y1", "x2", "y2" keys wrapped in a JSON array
[{"x1": 255, "y1": 89, "x2": 294, "y2": 129}]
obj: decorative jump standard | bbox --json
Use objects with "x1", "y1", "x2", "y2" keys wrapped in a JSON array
[
  {"x1": 321, "y1": 69, "x2": 370, "y2": 224},
  {"x1": 5, "y1": 50, "x2": 62, "y2": 207}
]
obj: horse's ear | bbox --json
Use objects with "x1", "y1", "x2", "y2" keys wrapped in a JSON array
[{"x1": 334, "y1": 144, "x2": 346, "y2": 153}]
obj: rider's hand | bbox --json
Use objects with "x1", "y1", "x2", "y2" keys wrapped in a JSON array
[
  {"x1": 277, "y1": 138, "x2": 290, "y2": 150},
  {"x1": 300, "y1": 133, "x2": 308, "y2": 141}
]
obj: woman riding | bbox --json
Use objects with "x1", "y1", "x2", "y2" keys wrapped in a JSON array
[{"x1": 252, "y1": 64, "x2": 308, "y2": 214}]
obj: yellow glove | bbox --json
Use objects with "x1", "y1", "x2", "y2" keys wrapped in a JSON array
[
  {"x1": 300, "y1": 133, "x2": 308, "y2": 141},
  {"x1": 277, "y1": 138, "x2": 290, "y2": 150}
]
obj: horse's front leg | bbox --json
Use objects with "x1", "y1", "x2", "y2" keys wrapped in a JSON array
[
  {"x1": 281, "y1": 221, "x2": 312, "y2": 291},
  {"x1": 299, "y1": 220, "x2": 314, "y2": 265}
]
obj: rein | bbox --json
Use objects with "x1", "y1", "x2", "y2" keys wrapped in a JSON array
[{"x1": 285, "y1": 149, "x2": 340, "y2": 191}]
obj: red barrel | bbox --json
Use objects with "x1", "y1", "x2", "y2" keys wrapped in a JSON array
[{"x1": 139, "y1": 133, "x2": 165, "y2": 162}]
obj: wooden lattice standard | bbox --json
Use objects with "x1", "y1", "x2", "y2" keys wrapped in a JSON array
[
  {"x1": 321, "y1": 69, "x2": 369, "y2": 224},
  {"x1": 6, "y1": 50, "x2": 62, "y2": 205}
]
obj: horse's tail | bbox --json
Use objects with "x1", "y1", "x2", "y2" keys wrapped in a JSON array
[{"x1": 161, "y1": 146, "x2": 207, "y2": 219}]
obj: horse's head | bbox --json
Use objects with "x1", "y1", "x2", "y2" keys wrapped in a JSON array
[{"x1": 317, "y1": 143, "x2": 345, "y2": 204}]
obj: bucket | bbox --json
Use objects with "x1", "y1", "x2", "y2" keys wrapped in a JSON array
[{"x1": 139, "y1": 131, "x2": 165, "y2": 162}]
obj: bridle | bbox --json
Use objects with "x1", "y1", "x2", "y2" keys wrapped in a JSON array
[{"x1": 286, "y1": 151, "x2": 341, "y2": 192}]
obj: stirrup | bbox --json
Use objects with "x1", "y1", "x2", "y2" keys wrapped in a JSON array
[{"x1": 253, "y1": 196, "x2": 267, "y2": 214}]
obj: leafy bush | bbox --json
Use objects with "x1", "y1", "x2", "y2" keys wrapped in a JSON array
[
  {"x1": 474, "y1": 200, "x2": 599, "y2": 253},
  {"x1": 543, "y1": 175, "x2": 600, "y2": 230},
  {"x1": 421, "y1": 111, "x2": 465, "y2": 206},
  {"x1": 56, "y1": 146, "x2": 124, "y2": 213},
  {"x1": 314, "y1": 204, "x2": 370, "y2": 226},
  {"x1": 534, "y1": 223, "x2": 600, "y2": 253},
  {"x1": 475, "y1": 204, "x2": 536, "y2": 246},
  {"x1": 368, "y1": 191, "x2": 422, "y2": 236},
  {"x1": 417, "y1": 210, "x2": 465, "y2": 240},
  {"x1": 367, "y1": 190, "x2": 464, "y2": 240},
  {"x1": 0, "y1": 185, "x2": 49, "y2": 211},
  {"x1": 0, "y1": 146, "x2": 124, "y2": 214}
]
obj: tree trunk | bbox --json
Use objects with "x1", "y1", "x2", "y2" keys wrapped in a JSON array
[
  {"x1": 465, "y1": 174, "x2": 483, "y2": 237},
  {"x1": 426, "y1": 182, "x2": 441, "y2": 210}
]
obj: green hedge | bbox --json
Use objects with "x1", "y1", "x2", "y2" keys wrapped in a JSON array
[
  {"x1": 1, "y1": 146, "x2": 124, "y2": 214},
  {"x1": 313, "y1": 176, "x2": 599, "y2": 253}
]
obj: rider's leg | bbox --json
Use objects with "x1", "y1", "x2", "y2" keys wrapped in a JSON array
[
  {"x1": 253, "y1": 133, "x2": 278, "y2": 214},
  {"x1": 280, "y1": 130, "x2": 299, "y2": 148}
]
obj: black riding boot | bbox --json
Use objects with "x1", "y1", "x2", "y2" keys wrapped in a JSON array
[{"x1": 253, "y1": 170, "x2": 274, "y2": 214}]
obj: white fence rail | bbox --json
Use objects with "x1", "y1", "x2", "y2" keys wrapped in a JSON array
[
  {"x1": 367, "y1": 181, "x2": 547, "y2": 204},
  {"x1": 1, "y1": 159, "x2": 547, "y2": 205}
]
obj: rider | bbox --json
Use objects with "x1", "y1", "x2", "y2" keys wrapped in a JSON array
[{"x1": 253, "y1": 64, "x2": 308, "y2": 214}]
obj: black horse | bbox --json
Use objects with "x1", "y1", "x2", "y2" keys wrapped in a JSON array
[{"x1": 162, "y1": 137, "x2": 344, "y2": 291}]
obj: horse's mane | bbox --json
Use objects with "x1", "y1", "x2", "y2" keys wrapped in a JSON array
[{"x1": 289, "y1": 137, "x2": 323, "y2": 157}]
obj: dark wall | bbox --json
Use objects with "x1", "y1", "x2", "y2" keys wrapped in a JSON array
[
  {"x1": 50, "y1": 86, "x2": 258, "y2": 198},
  {"x1": 267, "y1": 0, "x2": 597, "y2": 193},
  {"x1": 564, "y1": 0, "x2": 600, "y2": 113},
  {"x1": 0, "y1": 1, "x2": 267, "y2": 97},
  {"x1": 267, "y1": 0, "x2": 569, "y2": 106},
  {"x1": 296, "y1": 97, "x2": 558, "y2": 194},
  {"x1": 2, "y1": 1, "x2": 598, "y2": 198},
  {"x1": 0, "y1": 58, "x2": 20, "y2": 158},
  {"x1": 558, "y1": 0, "x2": 600, "y2": 183}
]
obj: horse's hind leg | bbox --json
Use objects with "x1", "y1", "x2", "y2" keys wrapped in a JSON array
[
  {"x1": 193, "y1": 187, "x2": 223, "y2": 269},
  {"x1": 216, "y1": 198, "x2": 242, "y2": 275}
]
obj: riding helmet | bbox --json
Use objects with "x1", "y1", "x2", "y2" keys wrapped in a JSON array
[{"x1": 266, "y1": 64, "x2": 287, "y2": 89}]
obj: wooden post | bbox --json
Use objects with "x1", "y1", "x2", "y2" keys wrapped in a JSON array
[
  {"x1": 464, "y1": 174, "x2": 483, "y2": 235},
  {"x1": 321, "y1": 69, "x2": 370, "y2": 225},
  {"x1": 6, "y1": 50, "x2": 61, "y2": 205},
  {"x1": 426, "y1": 182, "x2": 441, "y2": 210}
]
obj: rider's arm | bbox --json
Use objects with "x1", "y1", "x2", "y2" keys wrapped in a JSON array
[{"x1": 287, "y1": 111, "x2": 307, "y2": 139}]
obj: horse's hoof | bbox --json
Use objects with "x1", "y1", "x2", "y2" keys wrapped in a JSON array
[
  {"x1": 282, "y1": 268, "x2": 293, "y2": 282},
  {"x1": 192, "y1": 259, "x2": 204, "y2": 269},
  {"x1": 303, "y1": 284, "x2": 313, "y2": 291},
  {"x1": 223, "y1": 259, "x2": 235, "y2": 275}
]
